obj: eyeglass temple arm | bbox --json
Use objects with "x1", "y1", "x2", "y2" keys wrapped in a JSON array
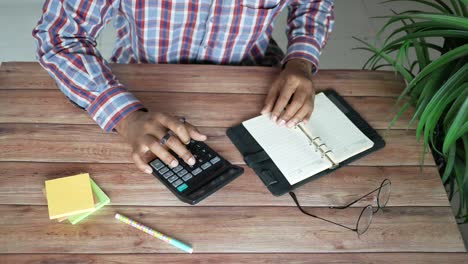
[
  {"x1": 289, "y1": 192, "x2": 356, "y2": 232},
  {"x1": 329, "y1": 186, "x2": 381, "y2": 209}
]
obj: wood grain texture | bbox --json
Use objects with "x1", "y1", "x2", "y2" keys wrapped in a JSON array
[
  {"x1": 0, "y1": 62, "x2": 464, "y2": 257},
  {"x1": 0, "y1": 90, "x2": 414, "y2": 129},
  {"x1": 0, "y1": 205, "x2": 464, "y2": 253},
  {"x1": 0, "y1": 62, "x2": 405, "y2": 96},
  {"x1": 0, "y1": 163, "x2": 448, "y2": 207},
  {"x1": 2, "y1": 253, "x2": 468, "y2": 264},
  {"x1": 0, "y1": 124, "x2": 433, "y2": 165}
]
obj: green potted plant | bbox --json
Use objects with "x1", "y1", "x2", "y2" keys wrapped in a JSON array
[{"x1": 355, "y1": 0, "x2": 468, "y2": 223}]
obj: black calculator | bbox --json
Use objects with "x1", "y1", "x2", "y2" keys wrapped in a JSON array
[{"x1": 149, "y1": 140, "x2": 244, "y2": 204}]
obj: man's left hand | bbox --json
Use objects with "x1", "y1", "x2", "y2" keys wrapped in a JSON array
[{"x1": 261, "y1": 59, "x2": 315, "y2": 128}]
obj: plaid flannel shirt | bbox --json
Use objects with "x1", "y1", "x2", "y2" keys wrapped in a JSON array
[{"x1": 33, "y1": 0, "x2": 334, "y2": 132}]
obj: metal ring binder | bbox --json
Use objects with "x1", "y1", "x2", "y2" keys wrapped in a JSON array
[{"x1": 297, "y1": 124, "x2": 339, "y2": 169}]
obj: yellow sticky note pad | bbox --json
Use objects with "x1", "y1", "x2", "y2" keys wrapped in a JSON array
[{"x1": 45, "y1": 173, "x2": 95, "y2": 219}]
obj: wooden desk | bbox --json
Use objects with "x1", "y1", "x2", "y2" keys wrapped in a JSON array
[{"x1": 0, "y1": 62, "x2": 466, "y2": 263}]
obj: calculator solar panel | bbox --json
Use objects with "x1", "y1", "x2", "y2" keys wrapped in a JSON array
[{"x1": 149, "y1": 140, "x2": 243, "y2": 204}]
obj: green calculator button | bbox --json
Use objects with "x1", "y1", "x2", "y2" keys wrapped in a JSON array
[{"x1": 177, "y1": 183, "x2": 188, "y2": 192}]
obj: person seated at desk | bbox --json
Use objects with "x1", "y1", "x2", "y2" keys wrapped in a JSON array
[{"x1": 33, "y1": 0, "x2": 334, "y2": 173}]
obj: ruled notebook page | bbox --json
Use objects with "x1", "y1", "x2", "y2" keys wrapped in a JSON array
[
  {"x1": 306, "y1": 93, "x2": 374, "y2": 163},
  {"x1": 243, "y1": 115, "x2": 332, "y2": 185},
  {"x1": 243, "y1": 92, "x2": 374, "y2": 185}
]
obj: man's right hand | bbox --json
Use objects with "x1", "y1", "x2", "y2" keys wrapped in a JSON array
[{"x1": 115, "y1": 111, "x2": 207, "y2": 174}]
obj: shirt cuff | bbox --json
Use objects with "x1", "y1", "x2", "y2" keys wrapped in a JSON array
[
  {"x1": 282, "y1": 36, "x2": 321, "y2": 74},
  {"x1": 87, "y1": 86, "x2": 145, "y2": 132}
]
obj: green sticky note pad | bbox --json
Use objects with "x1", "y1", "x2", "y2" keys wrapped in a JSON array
[{"x1": 68, "y1": 178, "x2": 110, "y2": 225}]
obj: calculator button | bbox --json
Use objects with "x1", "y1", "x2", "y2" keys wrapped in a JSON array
[
  {"x1": 173, "y1": 165, "x2": 183, "y2": 173},
  {"x1": 201, "y1": 162, "x2": 211, "y2": 170},
  {"x1": 192, "y1": 167, "x2": 202, "y2": 176},
  {"x1": 168, "y1": 175, "x2": 178, "y2": 183},
  {"x1": 172, "y1": 179, "x2": 183, "y2": 188},
  {"x1": 150, "y1": 159, "x2": 164, "y2": 170},
  {"x1": 177, "y1": 183, "x2": 188, "y2": 192},
  {"x1": 159, "y1": 167, "x2": 169, "y2": 174},
  {"x1": 177, "y1": 169, "x2": 188, "y2": 177},
  {"x1": 210, "y1": 156, "x2": 221, "y2": 164},
  {"x1": 162, "y1": 171, "x2": 174, "y2": 179},
  {"x1": 182, "y1": 173, "x2": 192, "y2": 181}
]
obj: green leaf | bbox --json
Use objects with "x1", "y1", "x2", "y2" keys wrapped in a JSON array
[
  {"x1": 435, "y1": 0, "x2": 455, "y2": 14},
  {"x1": 455, "y1": 123, "x2": 468, "y2": 139},
  {"x1": 443, "y1": 94, "x2": 468, "y2": 153},
  {"x1": 381, "y1": 0, "x2": 450, "y2": 13},
  {"x1": 454, "y1": 156, "x2": 466, "y2": 218},
  {"x1": 389, "y1": 100, "x2": 414, "y2": 129},
  {"x1": 380, "y1": 13, "x2": 468, "y2": 34},
  {"x1": 408, "y1": 67, "x2": 448, "y2": 128},
  {"x1": 462, "y1": 135, "x2": 468, "y2": 186},
  {"x1": 399, "y1": 44, "x2": 468, "y2": 104},
  {"x1": 372, "y1": 63, "x2": 393, "y2": 70},
  {"x1": 384, "y1": 30, "x2": 468, "y2": 51},
  {"x1": 450, "y1": 0, "x2": 462, "y2": 16},
  {"x1": 383, "y1": 21, "x2": 448, "y2": 44},
  {"x1": 444, "y1": 89, "x2": 468, "y2": 128},
  {"x1": 383, "y1": 42, "x2": 444, "y2": 56},
  {"x1": 460, "y1": 1, "x2": 468, "y2": 17},
  {"x1": 416, "y1": 63, "x2": 468, "y2": 155},
  {"x1": 442, "y1": 144, "x2": 457, "y2": 184},
  {"x1": 353, "y1": 37, "x2": 414, "y2": 82}
]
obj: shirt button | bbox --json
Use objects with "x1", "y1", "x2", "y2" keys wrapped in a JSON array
[
  {"x1": 203, "y1": 45, "x2": 208, "y2": 49},
  {"x1": 209, "y1": 17, "x2": 214, "y2": 23}
]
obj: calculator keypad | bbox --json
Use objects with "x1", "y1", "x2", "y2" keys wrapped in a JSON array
[{"x1": 149, "y1": 140, "x2": 224, "y2": 193}]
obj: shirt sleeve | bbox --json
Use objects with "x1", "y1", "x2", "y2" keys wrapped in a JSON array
[
  {"x1": 32, "y1": 0, "x2": 145, "y2": 132},
  {"x1": 283, "y1": 0, "x2": 335, "y2": 73}
]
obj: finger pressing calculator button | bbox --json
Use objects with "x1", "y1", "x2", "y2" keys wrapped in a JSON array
[
  {"x1": 150, "y1": 159, "x2": 164, "y2": 170},
  {"x1": 159, "y1": 167, "x2": 169, "y2": 174},
  {"x1": 201, "y1": 162, "x2": 211, "y2": 170},
  {"x1": 192, "y1": 167, "x2": 202, "y2": 176},
  {"x1": 177, "y1": 169, "x2": 188, "y2": 177},
  {"x1": 173, "y1": 165, "x2": 183, "y2": 173},
  {"x1": 168, "y1": 175, "x2": 178, "y2": 183},
  {"x1": 172, "y1": 179, "x2": 183, "y2": 188},
  {"x1": 182, "y1": 173, "x2": 192, "y2": 181},
  {"x1": 162, "y1": 171, "x2": 174, "y2": 179},
  {"x1": 210, "y1": 156, "x2": 221, "y2": 164}
]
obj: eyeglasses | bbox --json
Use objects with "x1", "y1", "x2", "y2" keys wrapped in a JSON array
[{"x1": 289, "y1": 179, "x2": 391, "y2": 235}]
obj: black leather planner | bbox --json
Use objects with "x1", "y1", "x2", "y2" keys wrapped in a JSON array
[{"x1": 226, "y1": 90, "x2": 385, "y2": 196}]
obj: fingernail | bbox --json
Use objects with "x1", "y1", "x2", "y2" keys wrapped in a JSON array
[
  {"x1": 188, "y1": 157, "x2": 196, "y2": 166},
  {"x1": 271, "y1": 115, "x2": 278, "y2": 123},
  {"x1": 145, "y1": 167, "x2": 153, "y2": 174},
  {"x1": 200, "y1": 135, "x2": 207, "y2": 140},
  {"x1": 278, "y1": 119, "x2": 286, "y2": 127},
  {"x1": 286, "y1": 120, "x2": 296, "y2": 128},
  {"x1": 170, "y1": 160, "x2": 179, "y2": 168},
  {"x1": 261, "y1": 108, "x2": 268, "y2": 115}
]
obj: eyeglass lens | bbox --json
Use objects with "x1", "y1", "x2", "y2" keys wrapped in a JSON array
[
  {"x1": 356, "y1": 205, "x2": 373, "y2": 235},
  {"x1": 377, "y1": 179, "x2": 391, "y2": 208}
]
